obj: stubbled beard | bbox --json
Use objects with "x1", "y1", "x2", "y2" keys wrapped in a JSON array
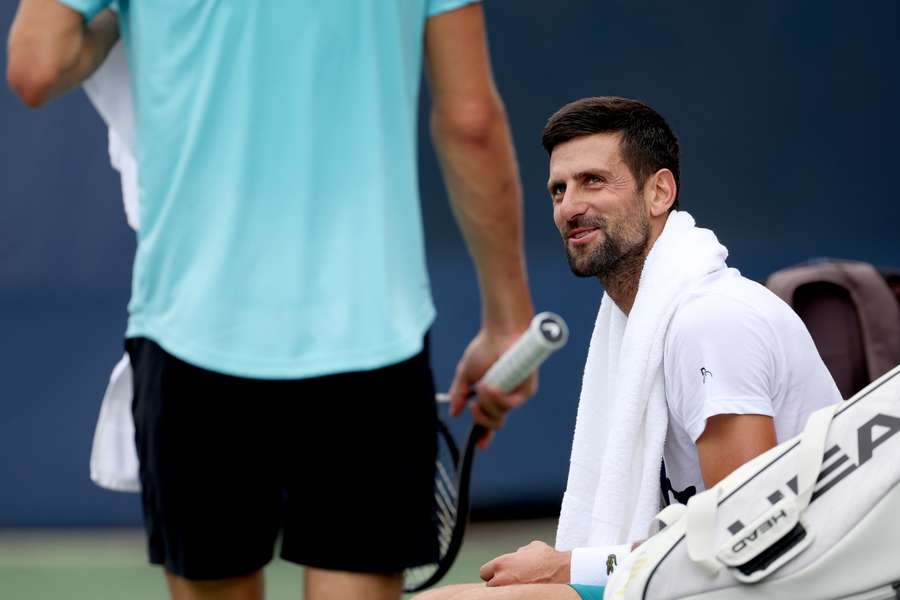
[{"x1": 564, "y1": 210, "x2": 650, "y2": 279}]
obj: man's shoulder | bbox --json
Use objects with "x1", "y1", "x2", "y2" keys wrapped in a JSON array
[
  {"x1": 667, "y1": 269, "x2": 807, "y2": 357},
  {"x1": 673, "y1": 269, "x2": 779, "y2": 331}
]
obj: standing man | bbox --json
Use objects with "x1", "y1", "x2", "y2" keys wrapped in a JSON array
[
  {"x1": 7, "y1": 2, "x2": 535, "y2": 599},
  {"x1": 413, "y1": 98, "x2": 840, "y2": 600}
]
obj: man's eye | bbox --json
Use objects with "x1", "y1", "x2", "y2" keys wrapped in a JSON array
[
  {"x1": 551, "y1": 184, "x2": 565, "y2": 197},
  {"x1": 587, "y1": 175, "x2": 603, "y2": 184}
]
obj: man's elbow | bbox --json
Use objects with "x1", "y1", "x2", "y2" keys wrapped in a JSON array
[
  {"x1": 6, "y1": 25, "x2": 75, "y2": 109},
  {"x1": 432, "y1": 96, "x2": 506, "y2": 147},
  {"x1": 7, "y1": 50, "x2": 62, "y2": 108}
]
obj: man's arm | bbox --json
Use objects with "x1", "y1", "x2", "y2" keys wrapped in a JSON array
[
  {"x1": 7, "y1": 0, "x2": 118, "y2": 107},
  {"x1": 424, "y1": 3, "x2": 535, "y2": 439},
  {"x1": 696, "y1": 413, "x2": 777, "y2": 487},
  {"x1": 476, "y1": 417, "x2": 778, "y2": 587}
]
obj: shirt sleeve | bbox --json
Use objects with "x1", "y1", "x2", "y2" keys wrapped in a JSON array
[
  {"x1": 57, "y1": 0, "x2": 113, "y2": 21},
  {"x1": 427, "y1": 0, "x2": 481, "y2": 18},
  {"x1": 570, "y1": 544, "x2": 632, "y2": 585},
  {"x1": 664, "y1": 294, "x2": 778, "y2": 443}
]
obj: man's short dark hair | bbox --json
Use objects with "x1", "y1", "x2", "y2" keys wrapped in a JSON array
[{"x1": 541, "y1": 97, "x2": 680, "y2": 211}]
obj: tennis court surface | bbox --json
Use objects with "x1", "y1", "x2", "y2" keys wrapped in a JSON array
[{"x1": 0, "y1": 518, "x2": 557, "y2": 599}]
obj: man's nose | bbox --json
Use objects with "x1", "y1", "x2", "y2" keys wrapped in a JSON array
[{"x1": 557, "y1": 189, "x2": 588, "y2": 224}]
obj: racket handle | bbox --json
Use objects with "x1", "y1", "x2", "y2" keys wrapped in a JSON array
[{"x1": 480, "y1": 312, "x2": 568, "y2": 392}]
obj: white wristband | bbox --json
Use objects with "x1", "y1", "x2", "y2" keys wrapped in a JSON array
[{"x1": 570, "y1": 544, "x2": 632, "y2": 586}]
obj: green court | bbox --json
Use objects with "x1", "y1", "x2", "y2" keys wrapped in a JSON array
[{"x1": 0, "y1": 519, "x2": 557, "y2": 599}]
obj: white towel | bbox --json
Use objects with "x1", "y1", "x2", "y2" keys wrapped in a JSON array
[
  {"x1": 89, "y1": 354, "x2": 140, "y2": 492},
  {"x1": 556, "y1": 211, "x2": 728, "y2": 549},
  {"x1": 82, "y1": 40, "x2": 140, "y2": 230},
  {"x1": 83, "y1": 40, "x2": 142, "y2": 492}
]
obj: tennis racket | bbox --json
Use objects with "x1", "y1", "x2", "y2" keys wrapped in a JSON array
[{"x1": 403, "y1": 311, "x2": 569, "y2": 592}]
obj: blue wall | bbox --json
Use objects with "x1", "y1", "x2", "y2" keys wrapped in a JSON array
[{"x1": 1, "y1": 0, "x2": 898, "y2": 525}]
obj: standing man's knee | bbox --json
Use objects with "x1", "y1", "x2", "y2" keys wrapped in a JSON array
[
  {"x1": 165, "y1": 570, "x2": 264, "y2": 600},
  {"x1": 304, "y1": 567, "x2": 403, "y2": 600}
]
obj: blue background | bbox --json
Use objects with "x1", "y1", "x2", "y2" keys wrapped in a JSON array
[{"x1": 1, "y1": 0, "x2": 898, "y2": 525}]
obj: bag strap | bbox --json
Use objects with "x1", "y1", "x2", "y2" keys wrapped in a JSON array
[
  {"x1": 796, "y1": 403, "x2": 840, "y2": 510},
  {"x1": 686, "y1": 485, "x2": 723, "y2": 575},
  {"x1": 648, "y1": 502, "x2": 688, "y2": 536},
  {"x1": 684, "y1": 402, "x2": 840, "y2": 577}
]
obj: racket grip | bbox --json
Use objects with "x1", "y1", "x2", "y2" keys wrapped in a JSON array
[{"x1": 480, "y1": 312, "x2": 568, "y2": 393}]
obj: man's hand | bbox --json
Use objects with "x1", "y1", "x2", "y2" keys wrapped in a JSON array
[
  {"x1": 479, "y1": 540, "x2": 570, "y2": 587},
  {"x1": 448, "y1": 328, "x2": 537, "y2": 448}
]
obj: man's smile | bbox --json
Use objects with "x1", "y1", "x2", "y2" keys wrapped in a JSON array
[{"x1": 566, "y1": 226, "x2": 601, "y2": 247}]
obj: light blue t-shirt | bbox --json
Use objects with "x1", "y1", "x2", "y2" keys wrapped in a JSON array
[{"x1": 62, "y1": 0, "x2": 478, "y2": 378}]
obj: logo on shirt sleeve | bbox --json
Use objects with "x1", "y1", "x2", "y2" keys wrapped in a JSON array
[{"x1": 700, "y1": 367, "x2": 713, "y2": 384}]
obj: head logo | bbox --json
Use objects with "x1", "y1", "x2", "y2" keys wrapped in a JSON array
[
  {"x1": 700, "y1": 367, "x2": 713, "y2": 383},
  {"x1": 725, "y1": 412, "x2": 900, "y2": 536},
  {"x1": 731, "y1": 509, "x2": 789, "y2": 554}
]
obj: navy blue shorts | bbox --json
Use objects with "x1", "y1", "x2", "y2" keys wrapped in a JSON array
[{"x1": 128, "y1": 336, "x2": 439, "y2": 580}]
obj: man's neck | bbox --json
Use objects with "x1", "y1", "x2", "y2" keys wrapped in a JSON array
[
  {"x1": 601, "y1": 210, "x2": 671, "y2": 315},
  {"x1": 599, "y1": 251, "x2": 646, "y2": 315}
]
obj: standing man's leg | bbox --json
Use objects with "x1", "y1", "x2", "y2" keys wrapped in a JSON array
[
  {"x1": 282, "y1": 340, "x2": 440, "y2": 600},
  {"x1": 129, "y1": 338, "x2": 283, "y2": 600},
  {"x1": 165, "y1": 571, "x2": 264, "y2": 600},
  {"x1": 305, "y1": 569, "x2": 402, "y2": 600}
]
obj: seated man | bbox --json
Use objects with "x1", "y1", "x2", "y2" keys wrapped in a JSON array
[{"x1": 414, "y1": 97, "x2": 841, "y2": 600}]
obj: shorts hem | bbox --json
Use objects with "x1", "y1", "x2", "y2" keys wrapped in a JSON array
[{"x1": 151, "y1": 553, "x2": 274, "y2": 581}]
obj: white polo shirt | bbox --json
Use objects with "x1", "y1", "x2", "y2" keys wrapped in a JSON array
[
  {"x1": 570, "y1": 268, "x2": 841, "y2": 586},
  {"x1": 661, "y1": 267, "x2": 841, "y2": 503}
]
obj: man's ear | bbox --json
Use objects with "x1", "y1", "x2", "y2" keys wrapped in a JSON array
[{"x1": 645, "y1": 168, "x2": 677, "y2": 217}]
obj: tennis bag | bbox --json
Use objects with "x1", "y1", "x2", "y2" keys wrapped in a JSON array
[{"x1": 606, "y1": 364, "x2": 900, "y2": 600}]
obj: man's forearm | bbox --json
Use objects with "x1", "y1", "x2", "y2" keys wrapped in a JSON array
[
  {"x1": 8, "y1": 3, "x2": 119, "y2": 107},
  {"x1": 431, "y1": 95, "x2": 533, "y2": 333}
]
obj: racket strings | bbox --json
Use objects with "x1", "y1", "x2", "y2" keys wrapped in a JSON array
[
  {"x1": 403, "y1": 436, "x2": 461, "y2": 590},
  {"x1": 435, "y1": 461, "x2": 458, "y2": 552},
  {"x1": 435, "y1": 460, "x2": 458, "y2": 553}
]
